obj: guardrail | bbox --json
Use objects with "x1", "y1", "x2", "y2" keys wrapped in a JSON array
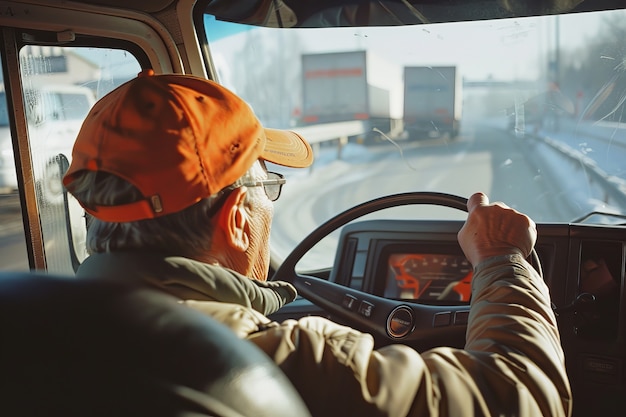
[
  {"x1": 521, "y1": 120, "x2": 626, "y2": 215},
  {"x1": 539, "y1": 134, "x2": 626, "y2": 207},
  {"x1": 291, "y1": 120, "x2": 368, "y2": 162},
  {"x1": 291, "y1": 120, "x2": 368, "y2": 144}
]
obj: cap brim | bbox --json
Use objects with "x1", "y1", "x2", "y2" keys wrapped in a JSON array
[{"x1": 261, "y1": 128, "x2": 314, "y2": 168}]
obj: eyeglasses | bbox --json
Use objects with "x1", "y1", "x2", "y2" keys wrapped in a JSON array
[
  {"x1": 206, "y1": 171, "x2": 286, "y2": 218},
  {"x1": 238, "y1": 172, "x2": 286, "y2": 202}
]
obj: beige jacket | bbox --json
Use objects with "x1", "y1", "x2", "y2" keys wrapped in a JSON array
[
  {"x1": 186, "y1": 254, "x2": 572, "y2": 417},
  {"x1": 78, "y1": 251, "x2": 572, "y2": 416}
]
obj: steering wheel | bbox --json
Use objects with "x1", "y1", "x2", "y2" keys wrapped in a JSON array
[{"x1": 271, "y1": 191, "x2": 541, "y2": 344}]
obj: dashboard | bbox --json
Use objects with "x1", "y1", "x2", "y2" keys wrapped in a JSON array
[
  {"x1": 329, "y1": 221, "x2": 474, "y2": 304},
  {"x1": 271, "y1": 219, "x2": 625, "y2": 416},
  {"x1": 329, "y1": 220, "x2": 623, "y2": 330}
]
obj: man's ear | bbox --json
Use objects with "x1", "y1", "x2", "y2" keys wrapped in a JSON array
[{"x1": 216, "y1": 187, "x2": 250, "y2": 252}]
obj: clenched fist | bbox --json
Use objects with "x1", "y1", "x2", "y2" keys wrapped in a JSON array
[{"x1": 458, "y1": 192, "x2": 537, "y2": 267}]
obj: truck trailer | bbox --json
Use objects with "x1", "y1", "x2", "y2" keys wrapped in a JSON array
[
  {"x1": 300, "y1": 50, "x2": 402, "y2": 142},
  {"x1": 403, "y1": 66, "x2": 462, "y2": 139}
]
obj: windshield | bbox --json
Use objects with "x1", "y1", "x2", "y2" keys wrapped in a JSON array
[{"x1": 202, "y1": 10, "x2": 626, "y2": 270}]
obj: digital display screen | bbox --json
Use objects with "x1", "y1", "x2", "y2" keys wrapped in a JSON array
[{"x1": 383, "y1": 253, "x2": 473, "y2": 302}]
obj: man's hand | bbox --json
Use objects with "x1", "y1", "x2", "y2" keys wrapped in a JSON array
[{"x1": 458, "y1": 192, "x2": 537, "y2": 267}]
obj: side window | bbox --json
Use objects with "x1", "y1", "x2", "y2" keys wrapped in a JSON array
[
  {"x1": 56, "y1": 92, "x2": 94, "y2": 120},
  {"x1": 1, "y1": 46, "x2": 141, "y2": 274}
]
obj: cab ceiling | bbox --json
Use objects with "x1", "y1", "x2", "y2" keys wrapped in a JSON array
[
  {"x1": 61, "y1": 0, "x2": 624, "y2": 26},
  {"x1": 65, "y1": 0, "x2": 176, "y2": 14}
]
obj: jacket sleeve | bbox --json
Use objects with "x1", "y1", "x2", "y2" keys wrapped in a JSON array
[
  {"x1": 156, "y1": 257, "x2": 298, "y2": 315},
  {"x1": 247, "y1": 254, "x2": 572, "y2": 417},
  {"x1": 77, "y1": 253, "x2": 297, "y2": 315}
]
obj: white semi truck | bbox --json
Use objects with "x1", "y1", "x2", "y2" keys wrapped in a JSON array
[
  {"x1": 300, "y1": 50, "x2": 402, "y2": 142},
  {"x1": 403, "y1": 66, "x2": 462, "y2": 139}
]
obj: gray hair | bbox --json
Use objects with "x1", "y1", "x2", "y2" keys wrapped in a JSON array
[{"x1": 67, "y1": 166, "x2": 261, "y2": 256}]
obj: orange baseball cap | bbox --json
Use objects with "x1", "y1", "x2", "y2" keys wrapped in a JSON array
[{"x1": 63, "y1": 70, "x2": 313, "y2": 223}]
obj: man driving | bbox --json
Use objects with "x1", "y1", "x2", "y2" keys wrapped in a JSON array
[{"x1": 63, "y1": 70, "x2": 572, "y2": 417}]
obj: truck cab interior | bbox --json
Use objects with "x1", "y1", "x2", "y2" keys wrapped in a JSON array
[{"x1": 0, "y1": 1, "x2": 625, "y2": 416}]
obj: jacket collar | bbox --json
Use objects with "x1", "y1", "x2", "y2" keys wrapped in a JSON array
[{"x1": 76, "y1": 251, "x2": 297, "y2": 315}]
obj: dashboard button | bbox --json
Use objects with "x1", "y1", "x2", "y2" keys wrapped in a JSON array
[
  {"x1": 358, "y1": 301, "x2": 374, "y2": 317},
  {"x1": 454, "y1": 310, "x2": 470, "y2": 325},
  {"x1": 342, "y1": 294, "x2": 357, "y2": 310},
  {"x1": 387, "y1": 306, "x2": 415, "y2": 338},
  {"x1": 433, "y1": 312, "x2": 452, "y2": 327}
]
